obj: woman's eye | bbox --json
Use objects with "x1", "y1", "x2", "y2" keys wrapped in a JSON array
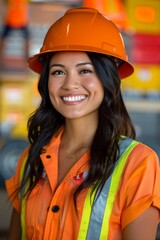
[
  {"x1": 51, "y1": 70, "x2": 64, "y2": 75},
  {"x1": 80, "y1": 69, "x2": 92, "y2": 74}
]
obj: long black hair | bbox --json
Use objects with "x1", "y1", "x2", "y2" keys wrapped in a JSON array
[{"x1": 20, "y1": 52, "x2": 136, "y2": 200}]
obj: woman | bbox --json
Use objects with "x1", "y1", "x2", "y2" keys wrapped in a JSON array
[{"x1": 6, "y1": 7, "x2": 160, "y2": 240}]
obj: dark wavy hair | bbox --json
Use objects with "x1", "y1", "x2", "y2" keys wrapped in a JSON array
[{"x1": 20, "y1": 52, "x2": 136, "y2": 202}]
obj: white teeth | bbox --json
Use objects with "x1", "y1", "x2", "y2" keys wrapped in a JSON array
[{"x1": 63, "y1": 96, "x2": 86, "y2": 102}]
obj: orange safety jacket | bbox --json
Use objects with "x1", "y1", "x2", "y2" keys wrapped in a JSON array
[
  {"x1": 5, "y1": 0, "x2": 29, "y2": 27},
  {"x1": 20, "y1": 137, "x2": 139, "y2": 239}
]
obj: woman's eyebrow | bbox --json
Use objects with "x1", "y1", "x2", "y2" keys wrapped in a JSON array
[
  {"x1": 76, "y1": 62, "x2": 92, "y2": 67},
  {"x1": 50, "y1": 63, "x2": 64, "y2": 69},
  {"x1": 50, "y1": 62, "x2": 92, "y2": 69}
]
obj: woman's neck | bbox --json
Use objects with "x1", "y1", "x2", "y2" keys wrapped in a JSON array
[{"x1": 61, "y1": 116, "x2": 98, "y2": 152}]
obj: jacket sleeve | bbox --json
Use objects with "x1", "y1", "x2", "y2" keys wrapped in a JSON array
[{"x1": 119, "y1": 143, "x2": 160, "y2": 229}]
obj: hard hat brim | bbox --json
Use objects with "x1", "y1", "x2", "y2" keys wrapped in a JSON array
[{"x1": 28, "y1": 50, "x2": 134, "y2": 79}]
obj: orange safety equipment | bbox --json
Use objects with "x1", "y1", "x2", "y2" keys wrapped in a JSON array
[
  {"x1": 5, "y1": 0, "x2": 29, "y2": 28},
  {"x1": 28, "y1": 7, "x2": 134, "y2": 78}
]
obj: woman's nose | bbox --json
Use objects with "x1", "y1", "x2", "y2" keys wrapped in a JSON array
[{"x1": 62, "y1": 74, "x2": 79, "y2": 90}]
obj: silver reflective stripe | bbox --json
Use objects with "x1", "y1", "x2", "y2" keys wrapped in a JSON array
[{"x1": 86, "y1": 137, "x2": 133, "y2": 239}]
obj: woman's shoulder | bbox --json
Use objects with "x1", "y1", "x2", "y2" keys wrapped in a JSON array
[
  {"x1": 120, "y1": 136, "x2": 159, "y2": 162},
  {"x1": 129, "y1": 140, "x2": 159, "y2": 164},
  {"x1": 121, "y1": 138, "x2": 160, "y2": 181},
  {"x1": 117, "y1": 137, "x2": 160, "y2": 185}
]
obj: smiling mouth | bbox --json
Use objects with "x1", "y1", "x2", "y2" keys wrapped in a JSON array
[{"x1": 62, "y1": 95, "x2": 86, "y2": 102}]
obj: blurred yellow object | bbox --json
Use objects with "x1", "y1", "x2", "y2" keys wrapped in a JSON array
[
  {"x1": 122, "y1": 64, "x2": 160, "y2": 93},
  {"x1": 125, "y1": 0, "x2": 160, "y2": 33},
  {"x1": 0, "y1": 74, "x2": 40, "y2": 181},
  {"x1": 10, "y1": 120, "x2": 28, "y2": 138},
  {"x1": 0, "y1": 74, "x2": 40, "y2": 139}
]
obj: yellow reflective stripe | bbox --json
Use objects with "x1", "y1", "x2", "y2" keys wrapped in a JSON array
[
  {"x1": 21, "y1": 181, "x2": 29, "y2": 240},
  {"x1": 78, "y1": 187, "x2": 97, "y2": 240},
  {"x1": 19, "y1": 154, "x2": 28, "y2": 199},
  {"x1": 100, "y1": 140, "x2": 138, "y2": 239},
  {"x1": 19, "y1": 154, "x2": 28, "y2": 240}
]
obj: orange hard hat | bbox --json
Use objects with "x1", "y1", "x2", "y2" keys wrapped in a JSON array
[{"x1": 28, "y1": 7, "x2": 134, "y2": 78}]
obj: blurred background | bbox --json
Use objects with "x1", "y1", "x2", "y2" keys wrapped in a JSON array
[{"x1": 0, "y1": 0, "x2": 159, "y2": 239}]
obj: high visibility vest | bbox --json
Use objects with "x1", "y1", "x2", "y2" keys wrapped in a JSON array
[{"x1": 20, "y1": 137, "x2": 139, "y2": 239}]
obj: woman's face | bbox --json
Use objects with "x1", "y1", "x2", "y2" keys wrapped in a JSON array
[{"x1": 48, "y1": 51, "x2": 104, "y2": 120}]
